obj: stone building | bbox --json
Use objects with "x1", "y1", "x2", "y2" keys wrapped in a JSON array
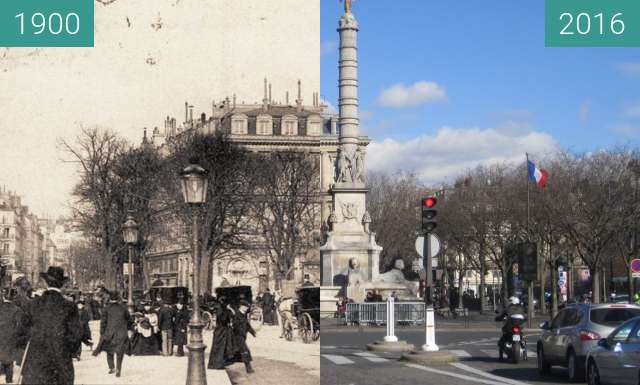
[
  {"x1": 143, "y1": 78, "x2": 371, "y2": 297},
  {"x1": 0, "y1": 188, "x2": 48, "y2": 284}
]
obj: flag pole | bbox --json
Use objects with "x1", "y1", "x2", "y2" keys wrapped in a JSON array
[{"x1": 526, "y1": 153, "x2": 530, "y2": 234}]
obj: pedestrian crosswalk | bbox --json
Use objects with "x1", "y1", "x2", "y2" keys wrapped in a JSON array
[{"x1": 321, "y1": 346, "x2": 536, "y2": 366}]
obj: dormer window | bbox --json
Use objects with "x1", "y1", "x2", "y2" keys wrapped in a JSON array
[
  {"x1": 257, "y1": 114, "x2": 273, "y2": 135},
  {"x1": 231, "y1": 114, "x2": 248, "y2": 135},
  {"x1": 282, "y1": 114, "x2": 298, "y2": 136},
  {"x1": 307, "y1": 114, "x2": 322, "y2": 136}
]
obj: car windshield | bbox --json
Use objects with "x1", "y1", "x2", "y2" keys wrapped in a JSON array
[{"x1": 590, "y1": 308, "x2": 640, "y2": 326}]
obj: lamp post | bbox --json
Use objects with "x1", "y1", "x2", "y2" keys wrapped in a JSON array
[
  {"x1": 180, "y1": 162, "x2": 209, "y2": 385},
  {"x1": 122, "y1": 213, "x2": 139, "y2": 315}
]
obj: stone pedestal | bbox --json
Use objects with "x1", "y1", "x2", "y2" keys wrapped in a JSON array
[{"x1": 320, "y1": 286, "x2": 341, "y2": 318}]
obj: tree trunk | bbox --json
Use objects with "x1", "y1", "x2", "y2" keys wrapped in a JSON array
[
  {"x1": 592, "y1": 267, "x2": 601, "y2": 304},
  {"x1": 479, "y1": 252, "x2": 486, "y2": 314},
  {"x1": 540, "y1": 259, "x2": 547, "y2": 315},
  {"x1": 458, "y1": 269, "x2": 464, "y2": 311},
  {"x1": 628, "y1": 262, "x2": 634, "y2": 301},
  {"x1": 551, "y1": 262, "x2": 558, "y2": 318}
]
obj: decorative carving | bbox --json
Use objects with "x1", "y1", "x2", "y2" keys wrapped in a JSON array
[
  {"x1": 341, "y1": 202, "x2": 358, "y2": 220},
  {"x1": 362, "y1": 210, "x2": 371, "y2": 233},
  {"x1": 335, "y1": 147, "x2": 365, "y2": 184}
]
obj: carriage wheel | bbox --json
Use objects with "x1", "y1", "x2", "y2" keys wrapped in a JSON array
[{"x1": 301, "y1": 313, "x2": 314, "y2": 344}]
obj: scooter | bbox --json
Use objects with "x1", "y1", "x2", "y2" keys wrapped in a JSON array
[{"x1": 498, "y1": 314, "x2": 527, "y2": 364}]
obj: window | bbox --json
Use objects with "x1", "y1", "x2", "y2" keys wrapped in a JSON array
[
  {"x1": 257, "y1": 114, "x2": 272, "y2": 135},
  {"x1": 561, "y1": 309, "x2": 582, "y2": 327},
  {"x1": 590, "y1": 308, "x2": 640, "y2": 327},
  {"x1": 551, "y1": 310, "x2": 566, "y2": 329},
  {"x1": 611, "y1": 321, "x2": 635, "y2": 342},
  {"x1": 231, "y1": 114, "x2": 248, "y2": 135},
  {"x1": 2, "y1": 228, "x2": 8, "y2": 238},
  {"x1": 282, "y1": 115, "x2": 298, "y2": 136},
  {"x1": 307, "y1": 115, "x2": 322, "y2": 136},
  {"x1": 2, "y1": 243, "x2": 8, "y2": 253}
]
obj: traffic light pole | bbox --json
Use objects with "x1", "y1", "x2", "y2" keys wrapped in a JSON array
[{"x1": 422, "y1": 232, "x2": 438, "y2": 351}]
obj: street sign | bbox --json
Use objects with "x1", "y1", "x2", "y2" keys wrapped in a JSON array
[
  {"x1": 415, "y1": 234, "x2": 441, "y2": 258},
  {"x1": 633, "y1": 272, "x2": 640, "y2": 278},
  {"x1": 631, "y1": 259, "x2": 640, "y2": 273}
]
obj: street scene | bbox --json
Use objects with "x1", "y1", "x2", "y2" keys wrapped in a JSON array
[{"x1": 2, "y1": 0, "x2": 640, "y2": 385}]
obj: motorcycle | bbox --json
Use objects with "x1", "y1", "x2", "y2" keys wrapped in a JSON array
[{"x1": 498, "y1": 314, "x2": 527, "y2": 363}]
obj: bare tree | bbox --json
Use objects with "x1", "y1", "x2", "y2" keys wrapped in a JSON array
[{"x1": 251, "y1": 150, "x2": 321, "y2": 288}]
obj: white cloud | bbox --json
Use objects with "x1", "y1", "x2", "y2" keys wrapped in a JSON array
[
  {"x1": 377, "y1": 81, "x2": 446, "y2": 108},
  {"x1": 612, "y1": 124, "x2": 640, "y2": 137},
  {"x1": 367, "y1": 127, "x2": 559, "y2": 184},
  {"x1": 615, "y1": 62, "x2": 640, "y2": 75},
  {"x1": 320, "y1": 40, "x2": 338, "y2": 56}
]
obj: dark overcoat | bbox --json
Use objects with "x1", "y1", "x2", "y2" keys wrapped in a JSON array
[
  {"x1": 231, "y1": 311, "x2": 256, "y2": 363},
  {"x1": 97, "y1": 302, "x2": 131, "y2": 355},
  {"x1": 261, "y1": 292, "x2": 275, "y2": 324},
  {"x1": 158, "y1": 305, "x2": 175, "y2": 331},
  {"x1": 173, "y1": 307, "x2": 190, "y2": 346},
  {"x1": 207, "y1": 305, "x2": 234, "y2": 369},
  {"x1": 0, "y1": 301, "x2": 25, "y2": 363},
  {"x1": 21, "y1": 290, "x2": 82, "y2": 385}
]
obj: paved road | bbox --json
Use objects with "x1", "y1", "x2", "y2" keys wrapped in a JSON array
[{"x1": 321, "y1": 326, "x2": 575, "y2": 385}]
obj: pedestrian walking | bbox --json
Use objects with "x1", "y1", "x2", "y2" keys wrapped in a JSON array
[
  {"x1": 92, "y1": 291, "x2": 132, "y2": 377},
  {"x1": 158, "y1": 299, "x2": 175, "y2": 356},
  {"x1": 0, "y1": 288, "x2": 27, "y2": 384},
  {"x1": 207, "y1": 296, "x2": 234, "y2": 369},
  {"x1": 131, "y1": 301, "x2": 161, "y2": 355},
  {"x1": 20, "y1": 266, "x2": 83, "y2": 385},
  {"x1": 173, "y1": 301, "x2": 189, "y2": 357},
  {"x1": 75, "y1": 298, "x2": 94, "y2": 360},
  {"x1": 232, "y1": 300, "x2": 256, "y2": 374},
  {"x1": 12, "y1": 277, "x2": 32, "y2": 367},
  {"x1": 261, "y1": 288, "x2": 275, "y2": 325}
]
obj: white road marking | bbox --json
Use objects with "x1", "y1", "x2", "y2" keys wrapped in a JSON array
[
  {"x1": 480, "y1": 349, "x2": 498, "y2": 358},
  {"x1": 450, "y1": 362, "x2": 532, "y2": 385},
  {"x1": 322, "y1": 345, "x2": 337, "y2": 349},
  {"x1": 449, "y1": 350, "x2": 472, "y2": 358},
  {"x1": 405, "y1": 363, "x2": 510, "y2": 385},
  {"x1": 322, "y1": 354, "x2": 354, "y2": 365},
  {"x1": 353, "y1": 352, "x2": 389, "y2": 362}
]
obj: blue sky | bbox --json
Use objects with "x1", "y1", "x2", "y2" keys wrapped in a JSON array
[{"x1": 320, "y1": 0, "x2": 640, "y2": 182}]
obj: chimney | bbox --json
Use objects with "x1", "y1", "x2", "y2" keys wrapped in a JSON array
[
  {"x1": 262, "y1": 77, "x2": 269, "y2": 111},
  {"x1": 286, "y1": 91, "x2": 290, "y2": 105},
  {"x1": 184, "y1": 101, "x2": 188, "y2": 124},
  {"x1": 296, "y1": 79, "x2": 303, "y2": 112},
  {"x1": 269, "y1": 83, "x2": 272, "y2": 103},
  {"x1": 189, "y1": 105, "x2": 194, "y2": 125},
  {"x1": 233, "y1": 94, "x2": 237, "y2": 109}
]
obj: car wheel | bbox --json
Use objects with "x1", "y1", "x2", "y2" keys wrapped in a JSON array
[
  {"x1": 567, "y1": 350, "x2": 585, "y2": 382},
  {"x1": 587, "y1": 360, "x2": 600, "y2": 385},
  {"x1": 537, "y1": 345, "x2": 551, "y2": 375}
]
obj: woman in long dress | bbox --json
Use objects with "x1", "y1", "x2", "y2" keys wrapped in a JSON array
[
  {"x1": 207, "y1": 297, "x2": 234, "y2": 369},
  {"x1": 131, "y1": 302, "x2": 161, "y2": 356}
]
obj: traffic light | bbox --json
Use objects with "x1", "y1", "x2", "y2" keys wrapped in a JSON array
[
  {"x1": 518, "y1": 241, "x2": 538, "y2": 282},
  {"x1": 421, "y1": 196, "x2": 437, "y2": 233}
]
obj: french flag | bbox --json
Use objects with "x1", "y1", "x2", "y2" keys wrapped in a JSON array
[{"x1": 528, "y1": 160, "x2": 549, "y2": 188}]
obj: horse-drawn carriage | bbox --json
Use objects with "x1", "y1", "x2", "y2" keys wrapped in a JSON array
[{"x1": 282, "y1": 286, "x2": 319, "y2": 343}]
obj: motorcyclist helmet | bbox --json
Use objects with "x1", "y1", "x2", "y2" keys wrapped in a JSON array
[{"x1": 508, "y1": 296, "x2": 520, "y2": 305}]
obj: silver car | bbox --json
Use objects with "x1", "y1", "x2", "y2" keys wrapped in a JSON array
[
  {"x1": 537, "y1": 303, "x2": 640, "y2": 381},
  {"x1": 585, "y1": 316, "x2": 640, "y2": 385}
]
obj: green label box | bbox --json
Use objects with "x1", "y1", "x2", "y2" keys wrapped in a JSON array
[
  {"x1": 0, "y1": 0, "x2": 93, "y2": 47},
  {"x1": 546, "y1": 0, "x2": 640, "y2": 47}
]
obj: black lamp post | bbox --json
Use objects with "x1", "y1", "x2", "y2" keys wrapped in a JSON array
[
  {"x1": 180, "y1": 162, "x2": 209, "y2": 385},
  {"x1": 122, "y1": 213, "x2": 139, "y2": 314}
]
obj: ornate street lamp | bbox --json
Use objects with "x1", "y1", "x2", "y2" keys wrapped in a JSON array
[
  {"x1": 122, "y1": 212, "x2": 139, "y2": 315},
  {"x1": 180, "y1": 162, "x2": 208, "y2": 385}
]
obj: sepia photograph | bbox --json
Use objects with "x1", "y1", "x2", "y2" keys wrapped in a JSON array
[{"x1": 1, "y1": 1, "x2": 640, "y2": 385}]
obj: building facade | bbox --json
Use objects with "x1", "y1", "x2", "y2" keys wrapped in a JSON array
[{"x1": 143, "y1": 80, "x2": 371, "y2": 297}]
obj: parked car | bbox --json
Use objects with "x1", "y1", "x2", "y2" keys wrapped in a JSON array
[
  {"x1": 537, "y1": 303, "x2": 640, "y2": 381},
  {"x1": 585, "y1": 316, "x2": 640, "y2": 385}
]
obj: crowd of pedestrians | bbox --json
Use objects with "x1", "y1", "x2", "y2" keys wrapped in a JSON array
[{"x1": 0, "y1": 265, "x2": 259, "y2": 385}]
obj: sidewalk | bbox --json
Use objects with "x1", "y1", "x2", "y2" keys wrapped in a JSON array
[{"x1": 225, "y1": 324, "x2": 319, "y2": 385}]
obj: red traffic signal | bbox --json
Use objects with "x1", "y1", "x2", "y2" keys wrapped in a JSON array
[{"x1": 422, "y1": 197, "x2": 437, "y2": 208}]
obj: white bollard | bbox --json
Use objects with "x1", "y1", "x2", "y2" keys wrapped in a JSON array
[
  {"x1": 421, "y1": 306, "x2": 439, "y2": 351},
  {"x1": 384, "y1": 296, "x2": 398, "y2": 342}
]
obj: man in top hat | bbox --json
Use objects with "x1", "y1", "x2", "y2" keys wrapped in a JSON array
[
  {"x1": 93, "y1": 291, "x2": 132, "y2": 377},
  {"x1": 232, "y1": 300, "x2": 256, "y2": 374},
  {"x1": 157, "y1": 299, "x2": 175, "y2": 356},
  {"x1": 20, "y1": 266, "x2": 83, "y2": 385},
  {"x1": 173, "y1": 300, "x2": 189, "y2": 357}
]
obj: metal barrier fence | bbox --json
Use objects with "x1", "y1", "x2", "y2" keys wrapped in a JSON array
[{"x1": 344, "y1": 302, "x2": 426, "y2": 326}]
